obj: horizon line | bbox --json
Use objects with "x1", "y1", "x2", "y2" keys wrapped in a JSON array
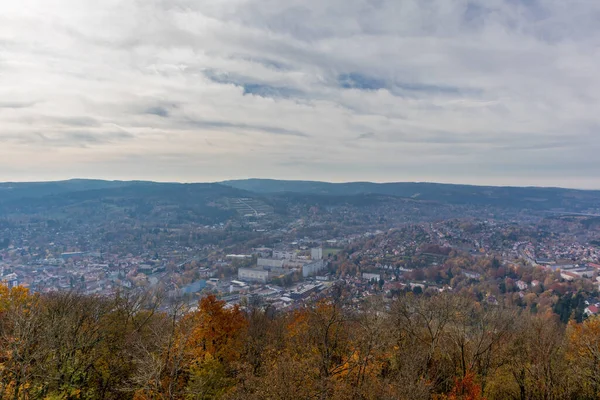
[{"x1": 0, "y1": 177, "x2": 599, "y2": 192}]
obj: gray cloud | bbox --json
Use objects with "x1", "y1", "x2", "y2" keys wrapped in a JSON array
[
  {"x1": 145, "y1": 106, "x2": 171, "y2": 118},
  {"x1": 232, "y1": 55, "x2": 292, "y2": 71},
  {"x1": 357, "y1": 132, "x2": 375, "y2": 140},
  {"x1": 0, "y1": 101, "x2": 36, "y2": 109},
  {"x1": 184, "y1": 119, "x2": 309, "y2": 137},
  {"x1": 0, "y1": 0, "x2": 600, "y2": 187},
  {"x1": 60, "y1": 131, "x2": 135, "y2": 145},
  {"x1": 338, "y1": 73, "x2": 386, "y2": 91},
  {"x1": 52, "y1": 116, "x2": 101, "y2": 127},
  {"x1": 1, "y1": 131, "x2": 135, "y2": 147}
]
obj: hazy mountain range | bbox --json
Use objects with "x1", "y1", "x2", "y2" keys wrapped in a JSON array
[
  {"x1": 222, "y1": 179, "x2": 600, "y2": 210},
  {"x1": 0, "y1": 179, "x2": 599, "y2": 219}
]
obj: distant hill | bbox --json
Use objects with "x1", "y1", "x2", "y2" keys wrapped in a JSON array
[
  {"x1": 2, "y1": 179, "x2": 600, "y2": 220},
  {"x1": 0, "y1": 180, "x2": 254, "y2": 223},
  {"x1": 0, "y1": 179, "x2": 133, "y2": 202},
  {"x1": 222, "y1": 179, "x2": 600, "y2": 212},
  {"x1": 0, "y1": 180, "x2": 247, "y2": 203}
]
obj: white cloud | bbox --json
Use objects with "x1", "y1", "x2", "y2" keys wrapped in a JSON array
[{"x1": 1, "y1": 0, "x2": 599, "y2": 187}]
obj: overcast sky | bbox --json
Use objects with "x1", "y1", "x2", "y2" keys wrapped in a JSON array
[{"x1": 1, "y1": 0, "x2": 599, "y2": 188}]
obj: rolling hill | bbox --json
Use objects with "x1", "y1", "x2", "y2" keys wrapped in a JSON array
[
  {"x1": 1, "y1": 179, "x2": 599, "y2": 222},
  {"x1": 222, "y1": 179, "x2": 600, "y2": 212}
]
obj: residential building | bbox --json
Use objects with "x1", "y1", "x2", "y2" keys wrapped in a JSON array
[
  {"x1": 311, "y1": 247, "x2": 323, "y2": 260},
  {"x1": 1, "y1": 273, "x2": 18, "y2": 288},
  {"x1": 238, "y1": 267, "x2": 269, "y2": 283},
  {"x1": 273, "y1": 250, "x2": 296, "y2": 260},
  {"x1": 362, "y1": 272, "x2": 381, "y2": 281},
  {"x1": 302, "y1": 260, "x2": 326, "y2": 278},
  {"x1": 257, "y1": 258, "x2": 284, "y2": 268}
]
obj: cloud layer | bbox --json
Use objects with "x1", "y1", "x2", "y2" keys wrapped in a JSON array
[{"x1": 1, "y1": 0, "x2": 599, "y2": 187}]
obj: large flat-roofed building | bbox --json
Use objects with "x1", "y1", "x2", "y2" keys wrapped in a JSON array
[
  {"x1": 290, "y1": 283, "x2": 323, "y2": 300},
  {"x1": 257, "y1": 258, "x2": 285, "y2": 268},
  {"x1": 273, "y1": 250, "x2": 296, "y2": 260},
  {"x1": 283, "y1": 259, "x2": 309, "y2": 268},
  {"x1": 226, "y1": 254, "x2": 252, "y2": 259},
  {"x1": 302, "y1": 260, "x2": 326, "y2": 278},
  {"x1": 238, "y1": 267, "x2": 270, "y2": 283}
]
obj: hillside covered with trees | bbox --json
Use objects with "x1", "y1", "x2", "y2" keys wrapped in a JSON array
[{"x1": 2, "y1": 284, "x2": 600, "y2": 399}]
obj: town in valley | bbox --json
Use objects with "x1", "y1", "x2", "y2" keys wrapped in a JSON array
[{"x1": 2, "y1": 179, "x2": 600, "y2": 321}]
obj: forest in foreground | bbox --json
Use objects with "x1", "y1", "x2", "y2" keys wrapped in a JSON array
[{"x1": 1, "y1": 284, "x2": 600, "y2": 400}]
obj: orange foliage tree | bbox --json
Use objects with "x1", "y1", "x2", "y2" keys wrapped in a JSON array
[
  {"x1": 134, "y1": 295, "x2": 247, "y2": 399},
  {"x1": 437, "y1": 371, "x2": 485, "y2": 400}
]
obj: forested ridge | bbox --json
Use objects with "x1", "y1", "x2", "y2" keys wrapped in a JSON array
[{"x1": 1, "y1": 284, "x2": 600, "y2": 399}]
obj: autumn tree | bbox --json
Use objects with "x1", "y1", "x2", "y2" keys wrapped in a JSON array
[
  {"x1": 486, "y1": 313, "x2": 573, "y2": 400},
  {"x1": 0, "y1": 285, "x2": 42, "y2": 400},
  {"x1": 184, "y1": 295, "x2": 247, "y2": 398},
  {"x1": 567, "y1": 315, "x2": 600, "y2": 398}
]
